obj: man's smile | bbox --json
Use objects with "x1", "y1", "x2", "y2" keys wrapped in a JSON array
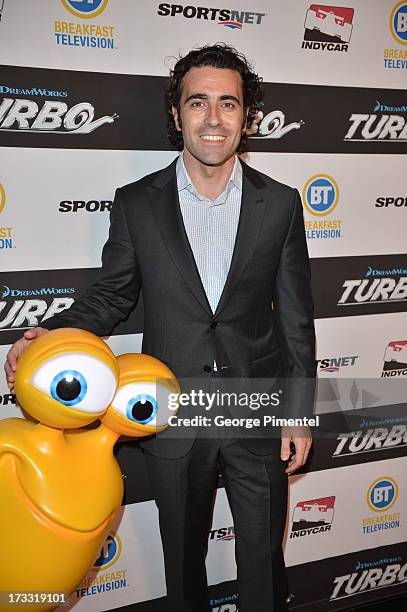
[{"x1": 200, "y1": 134, "x2": 227, "y2": 141}]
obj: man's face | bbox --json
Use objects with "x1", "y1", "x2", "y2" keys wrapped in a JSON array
[{"x1": 172, "y1": 66, "x2": 247, "y2": 167}]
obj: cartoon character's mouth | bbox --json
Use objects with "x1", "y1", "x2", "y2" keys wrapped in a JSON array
[{"x1": 8, "y1": 455, "x2": 114, "y2": 538}]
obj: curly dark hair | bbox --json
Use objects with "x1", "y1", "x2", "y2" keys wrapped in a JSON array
[{"x1": 165, "y1": 43, "x2": 264, "y2": 153}]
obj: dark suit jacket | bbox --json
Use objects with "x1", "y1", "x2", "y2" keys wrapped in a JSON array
[{"x1": 44, "y1": 158, "x2": 316, "y2": 456}]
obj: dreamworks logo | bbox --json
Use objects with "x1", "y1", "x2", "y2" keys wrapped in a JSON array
[
  {"x1": 0, "y1": 286, "x2": 74, "y2": 332},
  {"x1": 210, "y1": 594, "x2": 239, "y2": 612},
  {"x1": 0, "y1": 99, "x2": 117, "y2": 134}
]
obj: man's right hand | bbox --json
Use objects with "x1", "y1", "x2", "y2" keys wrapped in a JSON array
[{"x1": 4, "y1": 327, "x2": 49, "y2": 392}]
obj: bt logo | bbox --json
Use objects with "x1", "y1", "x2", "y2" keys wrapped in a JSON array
[
  {"x1": 390, "y1": 2, "x2": 407, "y2": 45},
  {"x1": 367, "y1": 477, "x2": 398, "y2": 512},
  {"x1": 0, "y1": 182, "x2": 5, "y2": 214},
  {"x1": 93, "y1": 532, "x2": 121, "y2": 569},
  {"x1": 302, "y1": 174, "x2": 339, "y2": 216},
  {"x1": 60, "y1": 0, "x2": 109, "y2": 19}
]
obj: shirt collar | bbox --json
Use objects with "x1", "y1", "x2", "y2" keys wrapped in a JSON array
[{"x1": 176, "y1": 152, "x2": 242, "y2": 202}]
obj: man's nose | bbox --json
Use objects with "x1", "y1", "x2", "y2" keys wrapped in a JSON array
[{"x1": 205, "y1": 103, "x2": 222, "y2": 127}]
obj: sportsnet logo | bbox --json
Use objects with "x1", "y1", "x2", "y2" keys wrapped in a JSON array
[
  {"x1": 208, "y1": 525, "x2": 235, "y2": 542},
  {"x1": 302, "y1": 5, "x2": 354, "y2": 52},
  {"x1": 290, "y1": 496, "x2": 335, "y2": 538},
  {"x1": 317, "y1": 355, "x2": 358, "y2": 374},
  {"x1": 382, "y1": 340, "x2": 407, "y2": 377},
  {"x1": 157, "y1": 4, "x2": 266, "y2": 29}
]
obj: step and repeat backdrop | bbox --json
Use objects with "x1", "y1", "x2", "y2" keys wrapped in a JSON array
[{"x1": 1, "y1": 1, "x2": 406, "y2": 611}]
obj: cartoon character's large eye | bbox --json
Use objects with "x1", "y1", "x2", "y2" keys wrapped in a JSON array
[
  {"x1": 31, "y1": 352, "x2": 117, "y2": 413},
  {"x1": 111, "y1": 382, "x2": 173, "y2": 427}
]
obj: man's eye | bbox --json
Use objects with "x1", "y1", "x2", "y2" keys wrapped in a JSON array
[
  {"x1": 191, "y1": 101, "x2": 206, "y2": 109},
  {"x1": 222, "y1": 102, "x2": 235, "y2": 109}
]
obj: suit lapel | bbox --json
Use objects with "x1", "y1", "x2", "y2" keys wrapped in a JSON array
[
  {"x1": 146, "y1": 159, "x2": 212, "y2": 315},
  {"x1": 214, "y1": 161, "x2": 267, "y2": 318},
  {"x1": 146, "y1": 158, "x2": 267, "y2": 319}
]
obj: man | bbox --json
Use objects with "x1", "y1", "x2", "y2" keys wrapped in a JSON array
[{"x1": 5, "y1": 45, "x2": 315, "y2": 612}]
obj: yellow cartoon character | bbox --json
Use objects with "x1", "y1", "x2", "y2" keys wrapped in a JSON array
[{"x1": 0, "y1": 328, "x2": 178, "y2": 610}]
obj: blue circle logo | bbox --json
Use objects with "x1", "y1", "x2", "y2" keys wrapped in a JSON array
[
  {"x1": 390, "y1": 2, "x2": 407, "y2": 45},
  {"x1": 0, "y1": 183, "x2": 5, "y2": 214},
  {"x1": 94, "y1": 533, "x2": 121, "y2": 569},
  {"x1": 61, "y1": 0, "x2": 109, "y2": 19},
  {"x1": 302, "y1": 174, "x2": 339, "y2": 217},
  {"x1": 367, "y1": 477, "x2": 398, "y2": 512}
]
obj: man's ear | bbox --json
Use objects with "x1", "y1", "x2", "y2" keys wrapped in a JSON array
[
  {"x1": 241, "y1": 107, "x2": 249, "y2": 133},
  {"x1": 172, "y1": 106, "x2": 182, "y2": 132}
]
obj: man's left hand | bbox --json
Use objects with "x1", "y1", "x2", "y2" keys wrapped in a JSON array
[{"x1": 280, "y1": 425, "x2": 312, "y2": 475}]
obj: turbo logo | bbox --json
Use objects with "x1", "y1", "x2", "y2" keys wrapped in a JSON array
[
  {"x1": 390, "y1": 2, "x2": 407, "y2": 45},
  {"x1": 0, "y1": 286, "x2": 74, "y2": 334},
  {"x1": 0, "y1": 99, "x2": 118, "y2": 134},
  {"x1": 250, "y1": 109, "x2": 304, "y2": 139},
  {"x1": 337, "y1": 275, "x2": 407, "y2": 307},
  {"x1": 330, "y1": 561, "x2": 407, "y2": 600},
  {"x1": 61, "y1": 0, "x2": 109, "y2": 19},
  {"x1": 302, "y1": 174, "x2": 339, "y2": 216},
  {"x1": 367, "y1": 477, "x2": 398, "y2": 512},
  {"x1": 333, "y1": 424, "x2": 407, "y2": 457},
  {"x1": 210, "y1": 594, "x2": 238, "y2": 612},
  {"x1": 345, "y1": 100, "x2": 407, "y2": 141}
]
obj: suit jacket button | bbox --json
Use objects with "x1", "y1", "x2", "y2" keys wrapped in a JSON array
[
  {"x1": 210, "y1": 321, "x2": 218, "y2": 329},
  {"x1": 203, "y1": 365, "x2": 212, "y2": 373}
]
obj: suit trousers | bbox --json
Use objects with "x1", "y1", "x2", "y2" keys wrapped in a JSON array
[{"x1": 143, "y1": 423, "x2": 289, "y2": 612}]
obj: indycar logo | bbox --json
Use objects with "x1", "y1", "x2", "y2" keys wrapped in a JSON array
[
  {"x1": 290, "y1": 496, "x2": 335, "y2": 538},
  {"x1": 302, "y1": 4, "x2": 354, "y2": 51},
  {"x1": 0, "y1": 99, "x2": 118, "y2": 134},
  {"x1": 382, "y1": 340, "x2": 407, "y2": 377}
]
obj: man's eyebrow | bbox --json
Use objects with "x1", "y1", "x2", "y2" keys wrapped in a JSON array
[{"x1": 183, "y1": 93, "x2": 241, "y2": 105}]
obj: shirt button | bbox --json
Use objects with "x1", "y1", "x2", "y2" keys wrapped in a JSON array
[{"x1": 203, "y1": 365, "x2": 212, "y2": 373}]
